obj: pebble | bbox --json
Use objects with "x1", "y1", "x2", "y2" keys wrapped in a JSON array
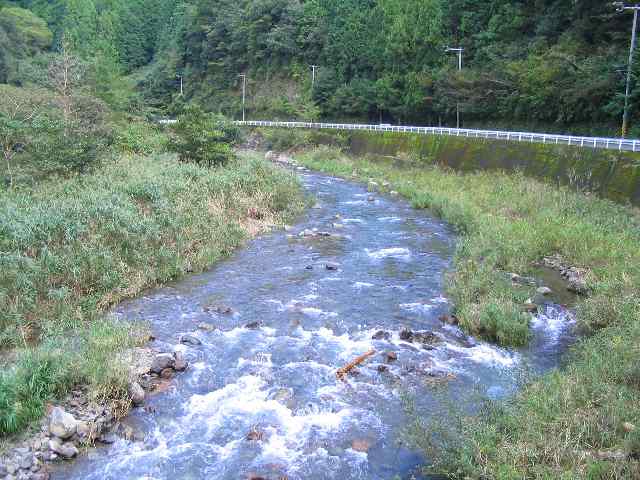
[{"x1": 537, "y1": 286, "x2": 552, "y2": 296}]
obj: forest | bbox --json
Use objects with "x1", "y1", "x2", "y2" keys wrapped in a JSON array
[{"x1": 1, "y1": 0, "x2": 639, "y2": 135}]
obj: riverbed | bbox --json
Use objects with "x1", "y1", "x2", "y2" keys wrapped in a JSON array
[{"x1": 53, "y1": 165, "x2": 575, "y2": 479}]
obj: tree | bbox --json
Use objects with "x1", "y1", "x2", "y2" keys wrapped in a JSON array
[{"x1": 0, "y1": 85, "x2": 46, "y2": 187}]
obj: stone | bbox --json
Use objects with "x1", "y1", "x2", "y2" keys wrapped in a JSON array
[
  {"x1": 244, "y1": 321, "x2": 262, "y2": 330},
  {"x1": 0, "y1": 463, "x2": 7, "y2": 476},
  {"x1": 197, "y1": 322, "x2": 215, "y2": 331},
  {"x1": 6, "y1": 464, "x2": 17, "y2": 475},
  {"x1": 523, "y1": 303, "x2": 538, "y2": 313},
  {"x1": 377, "y1": 365, "x2": 389, "y2": 373},
  {"x1": 390, "y1": 191, "x2": 399, "y2": 196},
  {"x1": 439, "y1": 314, "x2": 459, "y2": 325},
  {"x1": 568, "y1": 278, "x2": 589, "y2": 295},
  {"x1": 265, "y1": 151, "x2": 275, "y2": 161},
  {"x1": 180, "y1": 334, "x2": 202, "y2": 346},
  {"x1": 351, "y1": 439, "x2": 370, "y2": 452},
  {"x1": 18, "y1": 456, "x2": 32, "y2": 470},
  {"x1": 160, "y1": 368, "x2": 174, "y2": 379},
  {"x1": 76, "y1": 420, "x2": 91, "y2": 439},
  {"x1": 537, "y1": 286, "x2": 552, "y2": 296},
  {"x1": 596, "y1": 449, "x2": 627, "y2": 461},
  {"x1": 49, "y1": 407, "x2": 77, "y2": 440},
  {"x1": 399, "y1": 328, "x2": 414, "y2": 342},
  {"x1": 48, "y1": 439, "x2": 78, "y2": 459},
  {"x1": 173, "y1": 351, "x2": 188, "y2": 371},
  {"x1": 372, "y1": 330, "x2": 391, "y2": 341},
  {"x1": 99, "y1": 433, "x2": 118, "y2": 444},
  {"x1": 298, "y1": 229, "x2": 315, "y2": 237},
  {"x1": 325, "y1": 263, "x2": 339, "y2": 271},
  {"x1": 367, "y1": 196, "x2": 375, "y2": 202},
  {"x1": 273, "y1": 388, "x2": 294, "y2": 406},
  {"x1": 385, "y1": 351, "x2": 398, "y2": 362},
  {"x1": 305, "y1": 265, "x2": 313, "y2": 270},
  {"x1": 246, "y1": 429, "x2": 264, "y2": 441},
  {"x1": 623, "y1": 422, "x2": 636, "y2": 433},
  {"x1": 413, "y1": 331, "x2": 440, "y2": 345},
  {"x1": 150, "y1": 353, "x2": 175, "y2": 373},
  {"x1": 128, "y1": 381, "x2": 145, "y2": 405}
]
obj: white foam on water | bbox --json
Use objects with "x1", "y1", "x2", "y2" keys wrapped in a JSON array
[
  {"x1": 530, "y1": 306, "x2": 575, "y2": 344},
  {"x1": 187, "y1": 375, "x2": 354, "y2": 469},
  {"x1": 377, "y1": 216, "x2": 403, "y2": 222},
  {"x1": 353, "y1": 282, "x2": 374, "y2": 290},
  {"x1": 399, "y1": 302, "x2": 434, "y2": 314},
  {"x1": 343, "y1": 200, "x2": 368, "y2": 206},
  {"x1": 319, "y1": 276, "x2": 342, "y2": 282},
  {"x1": 446, "y1": 343, "x2": 519, "y2": 368},
  {"x1": 366, "y1": 247, "x2": 411, "y2": 260},
  {"x1": 315, "y1": 327, "x2": 374, "y2": 359},
  {"x1": 342, "y1": 218, "x2": 365, "y2": 224}
]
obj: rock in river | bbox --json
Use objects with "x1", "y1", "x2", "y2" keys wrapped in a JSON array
[
  {"x1": 49, "y1": 407, "x2": 77, "y2": 440},
  {"x1": 180, "y1": 334, "x2": 202, "y2": 346},
  {"x1": 49, "y1": 439, "x2": 79, "y2": 459},
  {"x1": 150, "y1": 353, "x2": 175, "y2": 373},
  {"x1": 128, "y1": 381, "x2": 145, "y2": 405},
  {"x1": 372, "y1": 330, "x2": 391, "y2": 341}
]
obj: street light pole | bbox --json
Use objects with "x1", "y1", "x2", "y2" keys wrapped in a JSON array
[
  {"x1": 176, "y1": 75, "x2": 183, "y2": 96},
  {"x1": 445, "y1": 47, "x2": 464, "y2": 128},
  {"x1": 616, "y1": 3, "x2": 640, "y2": 138},
  {"x1": 310, "y1": 65, "x2": 319, "y2": 90},
  {"x1": 238, "y1": 74, "x2": 246, "y2": 122}
]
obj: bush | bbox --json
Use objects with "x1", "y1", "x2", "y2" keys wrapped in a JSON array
[
  {"x1": 115, "y1": 120, "x2": 168, "y2": 155},
  {"x1": 168, "y1": 106, "x2": 238, "y2": 166}
]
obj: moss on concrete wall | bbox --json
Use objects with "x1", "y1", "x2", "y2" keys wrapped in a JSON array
[{"x1": 346, "y1": 132, "x2": 640, "y2": 205}]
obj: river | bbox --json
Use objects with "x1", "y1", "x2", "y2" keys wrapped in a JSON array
[{"x1": 53, "y1": 165, "x2": 575, "y2": 479}]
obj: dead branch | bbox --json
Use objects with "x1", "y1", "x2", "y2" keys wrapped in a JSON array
[{"x1": 336, "y1": 349, "x2": 376, "y2": 381}]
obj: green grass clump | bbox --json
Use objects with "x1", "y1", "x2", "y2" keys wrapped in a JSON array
[
  {"x1": 0, "y1": 151, "x2": 304, "y2": 435},
  {"x1": 296, "y1": 146, "x2": 640, "y2": 477}
]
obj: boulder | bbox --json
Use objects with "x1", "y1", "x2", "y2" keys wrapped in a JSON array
[
  {"x1": 128, "y1": 382, "x2": 145, "y2": 406},
  {"x1": 567, "y1": 278, "x2": 589, "y2": 295},
  {"x1": 372, "y1": 330, "x2": 391, "y2": 341},
  {"x1": 197, "y1": 322, "x2": 215, "y2": 331},
  {"x1": 160, "y1": 368, "x2": 174, "y2": 379},
  {"x1": 325, "y1": 263, "x2": 339, "y2": 271},
  {"x1": 173, "y1": 351, "x2": 188, "y2": 371},
  {"x1": 438, "y1": 314, "x2": 459, "y2": 326},
  {"x1": 537, "y1": 286, "x2": 552, "y2": 296},
  {"x1": 49, "y1": 407, "x2": 77, "y2": 440},
  {"x1": 48, "y1": 439, "x2": 78, "y2": 459},
  {"x1": 413, "y1": 331, "x2": 440, "y2": 345},
  {"x1": 180, "y1": 334, "x2": 202, "y2": 346},
  {"x1": 384, "y1": 351, "x2": 398, "y2": 363},
  {"x1": 244, "y1": 321, "x2": 262, "y2": 330},
  {"x1": 150, "y1": 353, "x2": 175, "y2": 373},
  {"x1": 399, "y1": 328, "x2": 414, "y2": 342}
]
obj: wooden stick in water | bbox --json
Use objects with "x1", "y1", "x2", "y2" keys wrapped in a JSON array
[{"x1": 336, "y1": 349, "x2": 376, "y2": 381}]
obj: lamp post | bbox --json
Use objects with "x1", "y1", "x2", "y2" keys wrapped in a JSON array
[
  {"x1": 310, "y1": 65, "x2": 319, "y2": 90},
  {"x1": 615, "y1": 2, "x2": 640, "y2": 137},
  {"x1": 176, "y1": 74, "x2": 183, "y2": 96},
  {"x1": 238, "y1": 74, "x2": 246, "y2": 122},
  {"x1": 445, "y1": 47, "x2": 464, "y2": 128}
]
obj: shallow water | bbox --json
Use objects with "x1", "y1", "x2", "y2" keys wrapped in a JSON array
[{"x1": 54, "y1": 168, "x2": 575, "y2": 480}]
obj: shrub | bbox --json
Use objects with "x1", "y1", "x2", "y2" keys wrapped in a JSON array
[{"x1": 168, "y1": 106, "x2": 238, "y2": 166}]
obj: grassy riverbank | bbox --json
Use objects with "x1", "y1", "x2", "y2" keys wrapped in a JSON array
[
  {"x1": 296, "y1": 146, "x2": 640, "y2": 478},
  {"x1": 0, "y1": 152, "x2": 304, "y2": 436}
]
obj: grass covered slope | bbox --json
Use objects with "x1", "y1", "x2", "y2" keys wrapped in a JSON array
[
  {"x1": 0, "y1": 152, "x2": 304, "y2": 435},
  {"x1": 297, "y1": 147, "x2": 640, "y2": 478}
]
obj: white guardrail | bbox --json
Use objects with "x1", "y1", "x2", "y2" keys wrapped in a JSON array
[{"x1": 235, "y1": 120, "x2": 640, "y2": 152}]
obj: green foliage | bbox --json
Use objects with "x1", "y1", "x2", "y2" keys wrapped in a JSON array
[
  {"x1": 0, "y1": 151, "x2": 304, "y2": 433},
  {"x1": 115, "y1": 119, "x2": 168, "y2": 155},
  {"x1": 168, "y1": 106, "x2": 239, "y2": 166}
]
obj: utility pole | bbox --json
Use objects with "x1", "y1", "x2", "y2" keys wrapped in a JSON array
[
  {"x1": 310, "y1": 65, "x2": 319, "y2": 89},
  {"x1": 615, "y1": 2, "x2": 640, "y2": 138},
  {"x1": 445, "y1": 47, "x2": 464, "y2": 129},
  {"x1": 238, "y1": 74, "x2": 246, "y2": 122},
  {"x1": 177, "y1": 75, "x2": 183, "y2": 96}
]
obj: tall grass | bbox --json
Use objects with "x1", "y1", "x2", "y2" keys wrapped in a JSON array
[
  {"x1": 297, "y1": 146, "x2": 640, "y2": 478},
  {"x1": 0, "y1": 152, "x2": 304, "y2": 436}
]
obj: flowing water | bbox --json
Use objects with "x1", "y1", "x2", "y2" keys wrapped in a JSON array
[{"x1": 54, "y1": 167, "x2": 575, "y2": 480}]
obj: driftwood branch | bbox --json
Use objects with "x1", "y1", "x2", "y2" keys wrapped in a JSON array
[{"x1": 336, "y1": 349, "x2": 376, "y2": 381}]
